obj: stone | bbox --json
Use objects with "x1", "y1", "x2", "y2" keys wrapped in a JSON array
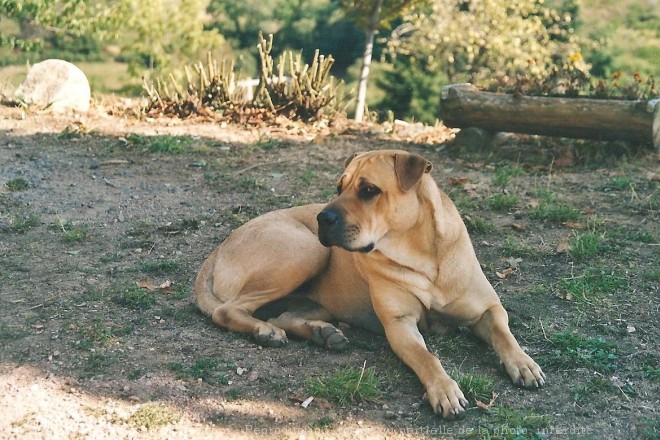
[{"x1": 14, "y1": 59, "x2": 91, "y2": 113}]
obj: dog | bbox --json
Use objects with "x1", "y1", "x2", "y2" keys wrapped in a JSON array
[{"x1": 194, "y1": 150, "x2": 545, "y2": 418}]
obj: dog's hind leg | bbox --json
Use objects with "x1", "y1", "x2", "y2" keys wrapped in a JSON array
[{"x1": 267, "y1": 302, "x2": 349, "y2": 351}]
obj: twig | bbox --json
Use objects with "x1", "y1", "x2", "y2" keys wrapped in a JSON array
[
  {"x1": 103, "y1": 177, "x2": 117, "y2": 188},
  {"x1": 232, "y1": 159, "x2": 294, "y2": 176}
]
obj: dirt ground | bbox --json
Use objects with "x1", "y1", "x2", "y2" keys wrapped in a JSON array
[{"x1": 0, "y1": 104, "x2": 658, "y2": 439}]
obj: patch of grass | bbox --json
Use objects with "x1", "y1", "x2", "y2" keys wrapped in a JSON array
[
  {"x1": 128, "y1": 403, "x2": 178, "y2": 429},
  {"x1": 643, "y1": 366, "x2": 660, "y2": 381},
  {"x1": 306, "y1": 364, "x2": 381, "y2": 404},
  {"x1": 155, "y1": 305, "x2": 193, "y2": 322},
  {"x1": 111, "y1": 284, "x2": 157, "y2": 310},
  {"x1": 141, "y1": 259, "x2": 180, "y2": 274},
  {"x1": 224, "y1": 387, "x2": 242, "y2": 400},
  {"x1": 492, "y1": 164, "x2": 524, "y2": 188},
  {"x1": 569, "y1": 231, "x2": 606, "y2": 261},
  {"x1": 487, "y1": 193, "x2": 519, "y2": 211},
  {"x1": 529, "y1": 201, "x2": 581, "y2": 222},
  {"x1": 82, "y1": 352, "x2": 114, "y2": 377},
  {"x1": 0, "y1": 322, "x2": 29, "y2": 340},
  {"x1": 572, "y1": 376, "x2": 613, "y2": 404},
  {"x1": 5, "y1": 178, "x2": 29, "y2": 191},
  {"x1": 643, "y1": 268, "x2": 660, "y2": 283},
  {"x1": 125, "y1": 133, "x2": 196, "y2": 154},
  {"x1": 253, "y1": 136, "x2": 285, "y2": 150},
  {"x1": 464, "y1": 215, "x2": 495, "y2": 234},
  {"x1": 472, "y1": 406, "x2": 551, "y2": 440},
  {"x1": 454, "y1": 371, "x2": 495, "y2": 403},
  {"x1": 501, "y1": 237, "x2": 539, "y2": 259},
  {"x1": 75, "y1": 320, "x2": 133, "y2": 349},
  {"x1": 559, "y1": 267, "x2": 626, "y2": 303},
  {"x1": 542, "y1": 331, "x2": 619, "y2": 373},
  {"x1": 603, "y1": 176, "x2": 633, "y2": 191},
  {"x1": 170, "y1": 357, "x2": 229, "y2": 385},
  {"x1": 310, "y1": 415, "x2": 335, "y2": 431},
  {"x1": 9, "y1": 213, "x2": 39, "y2": 232}
]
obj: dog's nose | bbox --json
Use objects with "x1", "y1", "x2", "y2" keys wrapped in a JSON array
[{"x1": 317, "y1": 209, "x2": 340, "y2": 227}]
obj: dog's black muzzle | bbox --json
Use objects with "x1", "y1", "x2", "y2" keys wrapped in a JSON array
[{"x1": 317, "y1": 207, "x2": 343, "y2": 248}]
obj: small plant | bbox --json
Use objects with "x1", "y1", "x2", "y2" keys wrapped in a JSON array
[
  {"x1": 464, "y1": 215, "x2": 495, "y2": 234},
  {"x1": 310, "y1": 415, "x2": 335, "y2": 431},
  {"x1": 476, "y1": 406, "x2": 551, "y2": 440},
  {"x1": 542, "y1": 331, "x2": 619, "y2": 373},
  {"x1": 487, "y1": 193, "x2": 519, "y2": 211},
  {"x1": 529, "y1": 197, "x2": 581, "y2": 222},
  {"x1": 10, "y1": 213, "x2": 39, "y2": 232},
  {"x1": 569, "y1": 230, "x2": 605, "y2": 261},
  {"x1": 141, "y1": 259, "x2": 179, "y2": 274},
  {"x1": 170, "y1": 357, "x2": 229, "y2": 385},
  {"x1": 454, "y1": 371, "x2": 495, "y2": 403},
  {"x1": 559, "y1": 266, "x2": 626, "y2": 303},
  {"x1": 112, "y1": 284, "x2": 156, "y2": 310},
  {"x1": 6, "y1": 178, "x2": 29, "y2": 191},
  {"x1": 124, "y1": 134, "x2": 194, "y2": 154},
  {"x1": 128, "y1": 404, "x2": 179, "y2": 429},
  {"x1": 492, "y1": 164, "x2": 524, "y2": 188},
  {"x1": 306, "y1": 363, "x2": 381, "y2": 404}
]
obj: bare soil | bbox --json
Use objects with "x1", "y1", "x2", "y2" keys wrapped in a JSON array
[{"x1": 0, "y1": 104, "x2": 658, "y2": 439}]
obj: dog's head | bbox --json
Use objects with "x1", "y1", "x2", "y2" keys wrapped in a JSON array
[{"x1": 317, "y1": 150, "x2": 433, "y2": 252}]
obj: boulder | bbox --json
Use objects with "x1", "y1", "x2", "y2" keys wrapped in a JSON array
[{"x1": 14, "y1": 59, "x2": 91, "y2": 113}]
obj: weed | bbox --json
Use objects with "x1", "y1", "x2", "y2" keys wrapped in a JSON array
[
  {"x1": 464, "y1": 215, "x2": 495, "y2": 234},
  {"x1": 603, "y1": 176, "x2": 633, "y2": 191},
  {"x1": 263, "y1": 378, "x2": 288, "y2": 396},
  {"x1": 454, "y1": 371, "x2": 495, "y2": 403},
  {"x1": 170, "y1": 357, "x2": 229, "y2": 385},
  {"x1": 306, "y1": 364, "x2": 381, "y2": 404},
  {"x1": 310, "y1": 416, "x2": 335, "y2": 431},
  {"x1": 0, "y1": 322, "x2": 29, "y2": 340},
  {"x1": 125, "y1": 133, "x2": 195, "y2": 154},
  {"x1": 5, "y1": 178, "x2": 29, "y2": 191},
  {"x1": 75, "y1": 320, "x2": 133, "y2": 349},
  {"x1": 492, "y1": 164, "x2": 524, "y2": 188},
  {"x1": 225, "y1": 388, "x2": 242, "y2": 400},
  {"x1": 487, "y1": 193, "x2": 519, "y2": 211},
  {"x1": 572, "y1": 376, "x2": 612, "y2": 404},
  {"x1": 501, "y1": 237, "x2": 539, "y2": 259},
  {"x1": 529, "y1": 201, "x2": 581, "y2": 222},
  {"x1": 9, "y1": 213, "x2": 39, "y2": 232},
  {"x1": 141, "y1": 259, "x2": 179, "y2": 274},
  {"x1": 155, "y1": 305, "x2": 192, "y2": 322},
  {"x1": 82, "y1": 352, "x2": 113, "y2": 377},
  {"x1": 559, "y1": 267, "x2": 626, "y2": 303},
  {"x1": 128, "y1": 404, "x2": 178, "y2": 429},
  {"x1": 643, "y1": 366, "x2": 660, "y2": 381},
  {"x1": 254, "y1": 136, "x2": 284, "y2": 150},
  {"x1": 643, "y1": 268, "x2": 660, "y2": 282},
  {"x1": 474, "y1": 406, "x2": 551, "y2": 440},
  {"x1": 569, "y1": 231, "x2": 605, "y2": 261},
  {"x1": 542, "y1": 331, "x2": 618, "y2": 373},
  {"x1": 112, "y1": 284, "x2": 157, "y2": 310}
]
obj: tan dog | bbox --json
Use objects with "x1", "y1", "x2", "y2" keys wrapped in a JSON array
[{"x1": 195, "y1": 150, "x2": 545, "y2": 417}]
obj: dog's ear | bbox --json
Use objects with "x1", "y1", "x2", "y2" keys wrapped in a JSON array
[
  {"x1": 394, "y1": 153, "x2": 433, "y2": 191},
  {"x1": 344, "y1": 152, "x2": 363, "y2": 167}
]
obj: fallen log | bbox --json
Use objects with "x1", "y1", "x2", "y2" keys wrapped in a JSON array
[{"x1": 440, "y1": 83, "x2": 660, "y2": 150}]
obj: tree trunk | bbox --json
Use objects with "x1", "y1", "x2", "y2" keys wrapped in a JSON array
[
  {"x1": 354, "y1": 0, "x2": 383, "y2": 122},
  {"x1": 441, "y1": 83, "x2": 660, "y2": 149}
]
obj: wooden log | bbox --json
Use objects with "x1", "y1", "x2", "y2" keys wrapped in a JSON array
[{"x1": 441, "y1": 83, "x2": 660, "y2": 149}]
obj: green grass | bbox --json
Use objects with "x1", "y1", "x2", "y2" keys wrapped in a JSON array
[
  {"x1": 9, "y1": 213, "x2": 39, "y2": 232},
  {"x1": 492, "y1": 164, "x2": 525, "y2": 187},
  {"x1": 603, "y1": 176, "x2": 633, "y2": 191},
  {"x1": 128, "y1": 404, "x2": 179, "y2": 429},
  {"x1": 141, "y1": 259, "x2": 180, "y2": 274},
  {"x1": 559, "y1": 266, "x2": 626, "y2": 303},
  {"x1": 529, "y1": 201, "x2": 581, "y2": 222},
  {"x1": 569, "y1": 231, "x2": 606, "y2": 261},
  {"x1": 454, "y1": 371, "x2": 495, "y2": 403},
  {"x1": 487, "y1": 193, "x2": 519, "y2": 211},
  {"x1": 75, "y1": 320, "x2": 133, "y2": 350},
  {"x1": 542, "y1": 331, "x2": 619, "y2": 373},
  {"x1": 170, "y1": 357, "x2": 229, "y2": 385},
  {"x1": 111, "y1": 284, "x2": 157, "y2": 310},
  {"x1": 464, "y1": 215, "x2": 495, "y2": 234},
  {"x1": 501, "y1": 237, "x2": 540, "y2": 259},
  {"x1": 306, "y1": 364, "x2": 381, "y2": 404},
  {"x1": 470, "y1": 407, "x2": 551, "y2": 440},
  {"x1": 5, "y1": 178, "x2": 29, "y2": 191},
  {"x1": 124, "y1": 134, "x2": 197, "y2": 154}
]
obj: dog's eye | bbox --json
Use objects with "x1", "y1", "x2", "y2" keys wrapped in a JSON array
[{"x1": 358, "y1": 185, "x2": 382, "y2": 201}]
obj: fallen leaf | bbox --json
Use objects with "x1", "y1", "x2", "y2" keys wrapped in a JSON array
[
  {"x1": 556, "y1": 237, "x2": 571, "y2": 254},
  {"x1": 562, "y1": 221, "x2": 585, "y2": 229},
  {"x1": 475, "y1": 392, "x2": 499, "y2": 410},
  {"x1": 449, "y1": 177, "x2": 470, "y2": 186},
  {"x1": 301, "y1": 396, "x2": 314, "y2": 408},
  {"x1": 136, "y1": 280, "x2": 158, "y2": 291},
  {"x1": 511, "y1": 223, "x2": 526, "y2": 231},
  {"x1": 496, "y1": 267, "x2": 515, "y2": 279}
]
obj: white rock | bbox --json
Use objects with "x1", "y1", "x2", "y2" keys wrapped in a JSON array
[{"x1": 15, "y1": 59, "x2": 91, "y2": 113}]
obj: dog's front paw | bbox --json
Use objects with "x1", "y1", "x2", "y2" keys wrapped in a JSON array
[
  {"x1": 504, "y1": 353, "x2": 546, "y2": 388},
  {"x1": 253, "y1": 323, "x2": 288, "y2": 347},
  {"x1": 312, "y1": 324, "x2": 349, "y2": 351},
  {"x1": 426, "y1": 377, "x2": 469, "y2": 419}
]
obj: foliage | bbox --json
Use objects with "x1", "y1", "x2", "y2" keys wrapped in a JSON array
[
  {"x1": 143, "y1": 34, "x2": 348, "y2": 122},
  {"x1": 0, "y1": 0, "x2": 127, "y2": 51},
  {"x1": 306, "y1": 364, "x2": 381, "y2": 404},
  {"x1": 389, "y1": 0, "x2": 586, "y2": 85}
]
